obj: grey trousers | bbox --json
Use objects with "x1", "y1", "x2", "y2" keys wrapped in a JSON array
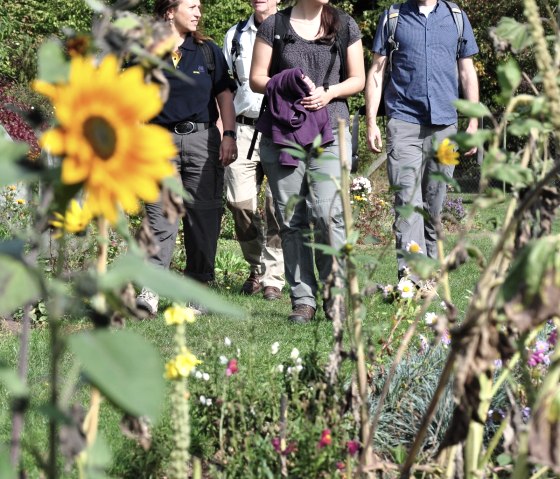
[
  {"x1": 145, "y1": 125, "x2": 224, "y2": 283},
  {"x1": 386, "y1": 118, "x2": 457, "y2": 278},
  {"x1": 260, "y1": 129, "x2": 349, "y2": 309},
  {"x1": 224, "y1": 123, "x2": 285, "y2": 289}
]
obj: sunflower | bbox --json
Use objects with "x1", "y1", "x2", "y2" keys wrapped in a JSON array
[
  {"x1": 50, "y1": 199, "x2": 92, "y2": 238},
  {"x1": 436, "y1": 138, "x2": 460, "y2": 166},
  {"x1": 34, "y1": 55, "x2": 176, "y2": 224}
]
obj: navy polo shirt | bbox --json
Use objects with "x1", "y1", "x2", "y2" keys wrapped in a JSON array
[
  {"x1": 153, "y1": 36, "x2": 236, "y2": 125},
  {"x1": 372, "y1": 0, "x2": 478, "y2": 126}
]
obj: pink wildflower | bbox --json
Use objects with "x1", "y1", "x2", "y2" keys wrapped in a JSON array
[
  {"x1": 318, "y1": 428, "x2": 332, "y2": 448},
  {"x1": 226, "y1": 358, "x2": 238, "y2": 376},
  {"x1": 271, "y1": 437, "x2": 297, "y2": 455},
  {"x1": 346, "y1": 440, "x2": 360, "y2": 456}
]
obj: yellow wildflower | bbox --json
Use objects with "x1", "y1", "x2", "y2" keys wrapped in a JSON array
[
  {"x1": 50, "y1": 199, "x2": 92, "y2": 237},
  {"x1": 164, "y1": 304, "x2": 196, "y2": 326},
  {"x1": 436, "y1": 138, "x2": 460, "y2": 166},
  {"x1": 8, "y1": 185, "x2": 17, "y2": 191},
  {"x1": 16, "y1": 198, "x2": 26, "y2": 205},
  {"x1": 164, "y1": 349, "x2": 201, "y2": 380},
  {"x1": 34, "y1": 55, "x2": 176, "y2": 224}
]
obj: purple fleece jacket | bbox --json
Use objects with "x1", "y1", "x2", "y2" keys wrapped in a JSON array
[{"x1": 255, "y1": 68, "x2": 334, "y2": 166}]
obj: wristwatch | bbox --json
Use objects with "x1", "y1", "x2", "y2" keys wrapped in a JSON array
[{"x1": 223, "y1": 130, "x2": 237, "y2": 141}]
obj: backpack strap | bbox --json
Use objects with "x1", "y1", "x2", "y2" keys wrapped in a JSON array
[
  {"x1": 230, "y1": 19, "x2": 249, "y2": 86},
  {"x1": 270, "y1": 7, "x2": 294, "y2": 77},
  {"x1": 442, "y1": 0, "x2": 464, "y2": 59},
  {"x1": 323, "y1": 9, "x2": 350, "y2": 91},
  {"x1": 199, "y1": 41, "x2": 216, "y2": 85},
  {"x1": 386, "y1": 4, "x2": 401, "y2": 73}
]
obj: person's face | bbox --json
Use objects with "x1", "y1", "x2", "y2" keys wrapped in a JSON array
[
  {"x1": 169, "y1": 0, "x2": 201, "y2": 34},
  {"x1": 251, "y1": 0, "x2": 278, "y2": 18}
]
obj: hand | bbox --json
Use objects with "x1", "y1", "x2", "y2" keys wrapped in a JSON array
[
  {"x1": 464, "y1": 118, "x2": 478, "y2": 157},
  {"x1": 220, "y1": 137, "x2": 238, "y2": 166},
  {"x1": 366, "y1": 123, "x2": 383, "y2": 153},
  {"x1": 301, "y1": 85, "x2": 333, "y2": 111}
]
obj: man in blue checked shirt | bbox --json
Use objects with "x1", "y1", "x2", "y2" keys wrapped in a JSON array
[{"x1": 365, "y1": 0, "x2": 479, "y2": 283}]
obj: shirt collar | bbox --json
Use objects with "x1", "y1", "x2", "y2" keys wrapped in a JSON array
[
  {"x1": 179, "y1": 35, "x2": 196, "y2": 51},
  {"x1": 407, "y1": 0, "x2": 442, "y2": 13}
]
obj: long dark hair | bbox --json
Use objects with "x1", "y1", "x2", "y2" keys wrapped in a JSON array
[
  {"x1": 319, "y1": 4, "x2": 341, "y2": 44},
  {"x1": 153, "y1": 0, "x2": 209, "y2": 44}
]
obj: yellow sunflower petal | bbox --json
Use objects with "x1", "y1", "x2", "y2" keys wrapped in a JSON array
[{"x1": 40, "y1": 128, "x2": 66, "y2": 155}]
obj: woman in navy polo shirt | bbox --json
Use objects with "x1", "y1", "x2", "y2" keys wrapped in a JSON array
[{"x1": 136, "y1": 0, "x2": 237, "y2": 315}]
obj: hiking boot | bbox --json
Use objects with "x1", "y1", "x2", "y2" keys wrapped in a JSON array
[
  {"x1": 136, "y1": 288, "x2": 159, "y2": 316},
  {"x1": 263, "y1": 286, "x2": 282, "y2": 301},
  {"x1": 240, "y1": 272, "x2": 263, "y2": 295},
  {"x1": 288, "y1": 304, "x2": 316, "y2": 324}
]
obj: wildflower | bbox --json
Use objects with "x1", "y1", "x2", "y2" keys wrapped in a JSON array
[
  {"x1": 318, "y1": 428, "x2": 332, "y2": 448},
  {"x1": 202, "y1": 372, "x2": 210, "y2": 381},
  {"x1": 522, "y1": 407, "x2": 531, "y2": 420},
  {"x1": 164, "y1": 360, "x2": 179, "y2": 380},
  {"x1": 174, "y1": 349, "x2": 202, "y2": 377},
  {"x1": 219, "y1": 355, "x2": 228, "y2": 365},
  {"x1": 535, "y1": 340, "x2": 549, "y2": 353},
  {"x1": 7, "y1": 185, "x2": 17, "y2": 191},
  {"x1": 34, "y1": 54, "x2": 176, "y2": 224},
  {"x1": 50, "y1": 199, "x2": 92, "y2": 237},
  {"x1": 441, "y1": 329, "x2": 451, "y2": 347},
  {"x1": 272, "y1": 437, "x2": 297, "y2": 455},
  {"x1": 397, "y1": 279, "x2": 415, "y2": 299},
  {"x1": 424, "y1": 312, "x2": 438, "y2": 325},
  {"x1": 527, "y1": 350, "x2": 547, "y2": 367},
  {"x1": 406, "y1": 240, "x2": 423, "y2": 254},
  {"x1": 276, "y1": 364, "x2": 284, "y2": 373},
  {"x1": 194, "y1": 370, "x2": 203, "y2": 379},
  {"x1": 402, "y1": 266, "x2": 412, "y2": 277},
  {"x1": 16, "y1": 198, "x2": 26, "y2": 205},
  {"x1": 548, "y1": 328, "x2": 557, "y2": 347},
  {"x1": 199, "y1": 395, "x2": 212, "y2": 406},
  {"x1": 290, "y1": 348, "x2": 300, "y2": 361},
  {"x1": 224, "y1": 337, "x2": 232, "y2": 347},
  {"x1": 286, "y1": 367, "x2": 293, "y2": 374},
  {"x1": 226, "y1": 358, "x2": 238, "y2": 376},
  {"x1": 271, "y1": 341, "x2": 280, "y2": 355},
  {"x1": 164, "y1": 304, "x2": 196, "y2": 325},
  {"x1": 436, "y1": 138, "x2": 460, "y2": 166},
  {"x1": 336, "y1": 462, "x2": 345, "y2": 471},
  {"x1": 419, "y1": 334, "x2": 430, "y2": 353},
  {"x1": 381, "y1": 284, "x2": 394, "y2": 300},
  {"x1": 346, "y1": 440, "x2": 360, "y2": 456},
  {"x1": 295, "y1": 364, "x2": 303, "y2": 373},
  {"x1": 494, "y1": 359, "x2": 503, "y2": 369}
]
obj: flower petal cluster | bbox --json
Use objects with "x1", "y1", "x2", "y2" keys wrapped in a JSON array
[
  {"x1": 164, "y1": 348, "x2": 201, "y2": 380},
  {"x1": 397, "y1": 279, "x2": 415, "y2": 299},
  {"x1": 406, "y1": 240, "x2": 423, "y2": 254},
  {"x1": 34, "y1": 55, "x2": 176, "y2": 224},
  {"x1": 318, "y1": 428, "x2": 332, "y2": 448},
  {"x1": 164, "y1": 304, "x2": 197, "y2": 325},
  {"x1": 50, "y1": 199, "x2": 92, "y2": 237},
  {"x1": 436, "y1": 138, "x2": 460, "y2": 166},
  {"x1": 226, "y1": 358, "x2": 238, "y2": 376}
]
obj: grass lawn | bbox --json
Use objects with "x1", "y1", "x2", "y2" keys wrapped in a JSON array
[{"x1": 0, "y1": 196, "x2": 509, "y2": 477}]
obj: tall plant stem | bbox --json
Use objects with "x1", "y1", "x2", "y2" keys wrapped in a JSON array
[
  {"x1": 337, "y1": 120, "x2": 372, "y2": 474},
  {"x1": 82, "y1": 217, "x2": 108, "y2": 448},
  {"x1": 10, "y1": 304, "x2": 31, "y2": 468}
]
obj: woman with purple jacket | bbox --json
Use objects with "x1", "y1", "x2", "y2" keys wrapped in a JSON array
[{"x1": 250, "y1": 0, "x2": 365, "y2": 324}]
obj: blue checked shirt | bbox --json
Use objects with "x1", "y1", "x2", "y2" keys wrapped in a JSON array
[{"x1": 372, "y1": 0, "x2": 479, "y2": 126}]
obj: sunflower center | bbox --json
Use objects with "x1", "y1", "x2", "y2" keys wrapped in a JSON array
[{"x1": 83, "y1": 116, "x2": 117, "y2": 160}]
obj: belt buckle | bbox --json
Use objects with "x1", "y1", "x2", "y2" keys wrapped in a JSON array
[{"x1": 174, "y1": 121, "x2": 196, "y2": 135}]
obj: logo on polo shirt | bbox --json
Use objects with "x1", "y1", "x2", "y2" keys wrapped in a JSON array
[{"x1": 194, "y1": 65, "x2": 206, "y2": 74}]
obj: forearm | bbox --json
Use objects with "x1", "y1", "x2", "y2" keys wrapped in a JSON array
[
  {"x1": 365, "y1": 64, "x2": 384, "y2": 126},
  {"x1": 459, "y1": 58, "x2": 480, "y2": 131},
  {"x1": 216, "y1": 89, "x2": 236, "y2": 131},
  {"x1": 327, "y1": 76, "x2": 365, "y2": 100}
]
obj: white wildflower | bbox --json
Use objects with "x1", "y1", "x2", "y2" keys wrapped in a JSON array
[
  {"x1": 276, "y1": 364, "x2": 284, "y2": 373},
  {"x1": 224, "y1": 337, "x2": 232, "y2": 347},
  {"x1": 271, "y1": 341, "x2": 280, "y2": 355},
  {"x1": 202, "y1": 372, "x2": 210, "y2": 381},
  {"x1": 406, "y1": 240, "x2": 423, "y2": 254},
  {"x1": 290, "y1": 348, "x2": 300, "y2": 361},
  {"x1": 424, "y1": 312, "x2": 438, "y2": 325},
  {"x1": 219, "y1": 355, "x2": 228, "y2": 364},
  {"x1": 397, "y1": 279, "x2": 415, "y2": 299}
]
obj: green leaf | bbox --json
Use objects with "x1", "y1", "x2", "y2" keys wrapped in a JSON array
[
  {"x1": 499, "y1": 237, "x2": 559, "y2": 305},
  {"x1": 0, "y1": 137, "x2": 34, "y2": 187},
  {"x1": 486, "y1": 163, "x2": 533, "y2": 187},
  {"x1": 112, "y1": 16, "x2": 141, "y2": 32},
  {"x1": 307, "y1": 171, "x2": 332, "y2": 183},
  {"x1": 400, "y1": 252, "x2": 439, "y2": 279},
  {"x1": 100, "y1": 254, "x2": 243, "y2": 317},
  {"x1": 285, "y1": 194, "x2": 303, "y2": 220},
  {"x1": 312, "y1": 134, "x2": 323, "y2": 149},
  {"x1": 0, "y1": 256, "x2": 41, "y2": 316},
  {"x1": 391, "y1": 444, "x2": 407, "y2": 464},
  {"x1": 37, "y1": 39, "x2": 69, "y2": 83},
  {"x1": 281, "y1": 147, "x2": 306, "y2": 160},
  {"x1": 67, "y1": 329, "x2": 165, "y2": 421},
  {"x1": 84, "y1": 0, "x2": 107, "y2": 12},
  {"x1": 395, "y1": 204, "x2": 414, "y2": 219},
  {"x1": 497, "y1": 58, "x2": 522, "y2": 98},
  {"x1": 508, "y1": 119, "x2": 544, "y2": 137},
  {"x1": 429, "y1": 172, "x2": 461, "y2": 192},
  {"x1": 162, "y1": 176, "x2": 191, "y2": 201},
  {"x1": 0, "y1": 361, "x2": 28, "y2": 397},
  {"x1": 494, "y1": 17, "x2": 532, "y2": 52},
  {"x1": 0, "y1": 446, "x2": 16, "y2": 479},
  {"x1": 452, "y1": 130, "x2": 492, "y2": 150},
  {"x1": 496, "y1": 453, "x2": 512, "y2": 466},
  {"x1": 80, "y1": 433, "x2": 112, "y2": 479},
  {"x1": 305, "y1": 242, "x2": 340, "y2": 257},
  {"x1": 453, "y1": 100, "x2": 492, "y2": 118}
]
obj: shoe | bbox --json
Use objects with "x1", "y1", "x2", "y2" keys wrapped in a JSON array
[
  {"x1": 288, "y1": 304, "x2": 316, "y2": 324},
  {"x1": 136, "y1": 288, "x2": 159, "y2": 316},
  {"x1": 240, "y1": 272, "x2": 263, "y2": 295},
  {"x1": 263, "y1": 286, "x2": 282, "y2": 301},
  {"x1": 187, "y1": 302, "x2": 209, "y2": 316}
]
